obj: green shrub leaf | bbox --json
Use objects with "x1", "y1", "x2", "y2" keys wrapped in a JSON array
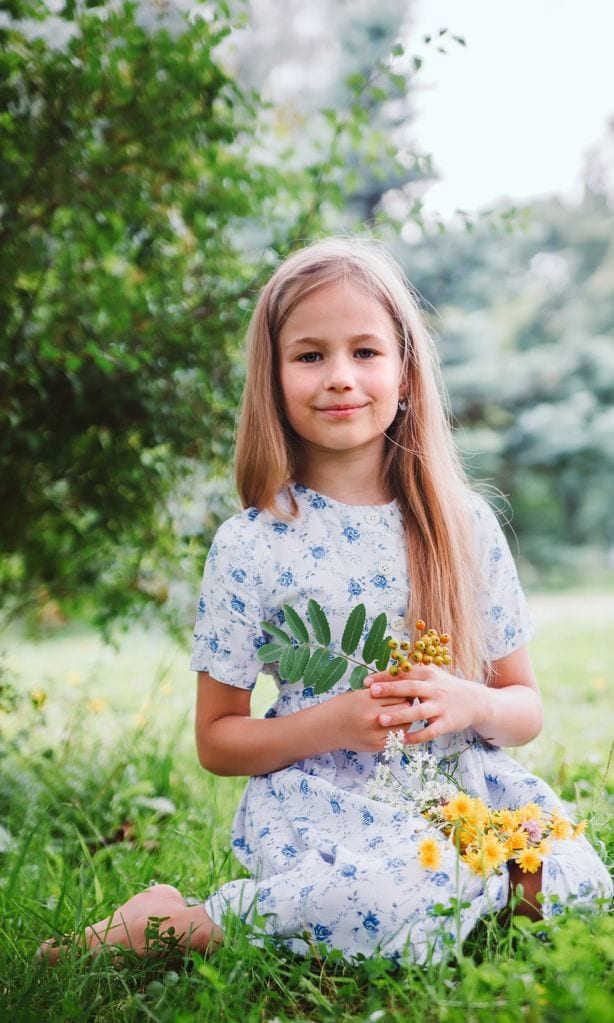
[
  {"x1": 307, "y1": 599, "x2": 331, "y2": 646},
  {"x1": 256, "y1": 642, "x2": 287, "y2": 663},
  {"x1": 303, "y1": 647, "x2": 332, "y2": 687},
  {"x1": 282, "y1": 604, "x2": 310, "y2": 644},
  {"x1": 362, "y1": 612, "x2": 388, "y2": 664},
  {"x1": 341, "y1": 603, "x2": 366, "y2": 655},
  {"x1": 260, "y1": 621, "x2": 292, "y2": 645},
  {"x1": 314, "y1": 656, "x2": 348, "y2": 695},
  {"x1": 349, "y1": 665, "x2": 370, "y2": 690}
]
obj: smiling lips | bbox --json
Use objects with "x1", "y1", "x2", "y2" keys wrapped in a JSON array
[{"x1": 318, "y1": 404, "x2": 366, "y2": 418}]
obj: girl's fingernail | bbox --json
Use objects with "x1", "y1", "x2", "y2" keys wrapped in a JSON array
[
  {"x1": 371, "y1": 684, "x2": 382, "y2": 695},
  {"x1": 380, "y1": 714, "x2": 391, "y2": 725}
]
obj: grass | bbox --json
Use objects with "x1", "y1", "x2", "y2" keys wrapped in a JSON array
[{"x1": 0, "y1": 591, "x2": 612, "y2": 1021}]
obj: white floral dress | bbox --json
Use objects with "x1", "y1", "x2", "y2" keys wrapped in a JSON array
[{"x1": 190, "y1": 484, "x2": 612, "y2": 962}]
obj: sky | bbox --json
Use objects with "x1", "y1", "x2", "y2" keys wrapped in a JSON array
[{"x1": 406, "y1": 0, "x2": 614, "y2": 216}]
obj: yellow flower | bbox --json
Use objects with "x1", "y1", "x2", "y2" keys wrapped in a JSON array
[
  {"x1": 462, "y1": 848, "x2": 488, "y2": 877},
  {"x1": 515, "y1": 847, "x2": 543, "y2": 874},
  {"x1": 505, "y1": 829, "x2": 529, "y2": 855},
  {"x1": 573, "y1": 820, "x2": 588, "y2": 838},
  {"x1": 536, "y1": 840, "x2": 551, "y2": 857},
  {"x1": 418, "y1": 837, "x2": 442, "y2": 870},
  {"x1": 480, "y1": 833, "x2": 507, "y2": 872},
  {"x1": 30, "y1": 689, "x2": 47, "y2": 710},
  {"x1": 550, "y1": 816, "x2": 572, "y2": 841},
  {"x1": 442, "y1": 792, "x2": 475, "y2": 822},
  {"x1": 87, "y1": 697, "x2": 108, "y2": 714},
  {"x1": 518, "y1": 802, "x2": 543, "y2": 823},
  {"x1": 494, "y1": 809, "x2": 522, "y2": 833}
]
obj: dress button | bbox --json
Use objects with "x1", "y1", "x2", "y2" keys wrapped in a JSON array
[
  {"x1": 365, "y1": 512, "x2": 380, "y2": 525},
  {"x1": 378, "y1": 560, "x2": 392, "y2": 573},
  {"x1": 391, "y1": 615, "x2": 405, "y2": 631}
]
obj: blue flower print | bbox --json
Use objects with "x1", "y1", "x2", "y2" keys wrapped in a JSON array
[
  {"x1": 504, "y1": 624, "x2": 516, "y2": 643},
  {"x1": 247, "y1": 507, "x2": 260, "y2": 520},
  {"x1": 578, "y1": 881, "x2": 593, "y2": 897},
  {"x1": 254, "y1": 635, "x2": 266, "y2": 650},
  {"x1": 208, "y1": 635, "x2": 219, "y2": 653},
  {"x1": 330, "y1": 799, "x2": 343, "y2": 814},
  {"x1": 278, "y1": 570, "x2": 294, "y2": 587},
  {"x1": 259, "y1": 826, "x2": 270, "y2": 838},
  {"x1": 362, "y1": 808, "x2": 374, "y2": 826},
  {"x1": 348, "y1": 579, "x2": 362, "y2": 597},
  {"x1": 294, "y1": 483, "x2": 307, "y2": 493},
  {"x1": 314, "y1": 923, "x2": 333, "y2": 941},
  {"x1": 282, "y1": 844, "x2": 298, "y2": 858},
  {"x1": 302, "y1": 685, "x2": 315, "y2": 699},
  {"x1": 264, "y1": 706, "x2": 277, "y2": 718},
  {"x1": 340, "y1": 864, "x2": 357, "y2": 878},
  {"x1": 309, "y1": 493, "x2": 328, "y2": 509},
  {"x1": 372, "y1": 574, "x2": 387, "y2": 589},
  {"x1": 490, "y1": 546, "x2": 502, "y2": 563},
  {"x1": 490, "y1": 605, "x2": 504, "y2": 622},
  {"x1": 257, "y1": 887, "x2": 272, "y2": 903},
  {"x1": 300, "y1": 778, "x2": 311, "y2": 796},
  {"x1": 272, "y1": 521, "x2": 288, "y2": 534},
  {"x1": 362, "y1": 911, "x2": 380, "y2": 935},
  {"x1": 231, "y1": 568, "x2": 247, "y2": 583},
  {"x1": 197, "y1": 595, "x2": 206, "y2": 617},
  {"x1": 430, "y1": 872, "x2": 450, "y2": 887},
  {"x1": 311, "y1": 545, "x2": 326, "y2": 559},
  {"x1": 230, "y1": 595, "x2": 245, "y2": 614},
  {"x1": 342, "y1": 526, "x2": 360, "y2": 543}
]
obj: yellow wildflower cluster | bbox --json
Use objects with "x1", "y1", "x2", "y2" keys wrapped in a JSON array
[{"x1": 418, "y1": 793, "x2": 585, "y2": 878}]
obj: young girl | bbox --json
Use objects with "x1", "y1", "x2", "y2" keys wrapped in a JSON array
[{"x1": 41, "y1": 237, "x2": 611, "y2": 965}]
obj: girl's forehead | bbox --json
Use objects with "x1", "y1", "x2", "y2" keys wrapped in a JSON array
[{"x1": 278, "y1": 277, "x2": 392, "y2": 325}]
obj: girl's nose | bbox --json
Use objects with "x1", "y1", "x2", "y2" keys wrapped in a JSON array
[{"x1": 324, "y1": 357, "x2": 355, "y2": 390}]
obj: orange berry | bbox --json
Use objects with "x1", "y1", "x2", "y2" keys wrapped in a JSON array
[
  {"x1": 415, "y1": 619, "x2": 426, "y2": 632},
  {"x1": 412, "y1": 650, "x2": 423, "y2": 663},
  {"x1": 422, "y1": 655, "x2": 432, "y2": 666},
  {"x1": 400, "y1": 640, "x2": 410, "y2": 650},
  {"x1": 439, "y1": 633, "x2": 449, "y2": 644}
]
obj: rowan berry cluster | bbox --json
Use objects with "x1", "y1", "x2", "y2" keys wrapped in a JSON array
[{"x1": 386, "y1": 619, "x2": 451, "y2": 676}]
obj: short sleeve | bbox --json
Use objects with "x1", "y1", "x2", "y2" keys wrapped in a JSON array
[
  {"x1": 471, "y1": 496, "x2": 534, "y2": 661},
  {"x1": 190, "y1": 514, "x2": 266, "y2": 689}
]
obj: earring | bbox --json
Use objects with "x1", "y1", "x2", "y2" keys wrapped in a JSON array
[{"x1": 398, "y1": 397, "x2": 408, "y2": 412}]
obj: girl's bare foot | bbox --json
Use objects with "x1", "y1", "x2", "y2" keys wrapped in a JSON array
[{"x1": 37, "y1": 883, "x2": 222, "y2": 965}]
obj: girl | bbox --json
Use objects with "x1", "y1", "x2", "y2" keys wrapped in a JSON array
[{"x1": 40, "y1": 237, "x2": 611, "y2": 965}]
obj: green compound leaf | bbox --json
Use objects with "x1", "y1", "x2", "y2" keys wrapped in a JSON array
[
  {"x1": 282, "y1": 604, "x2": 310, "y2": 644},
  {"x1": 303, "y1": 647, "x2": 332, "y2": 687},
  {"x1": 259, "y1": 621, "x2": 292, "y2": 645},
  {"x1": 349, "y1": 664, "x2": 370, "y2": 690},
  {"x1": 362, "y1": 612, "x2": 388, "y2": 664},
  {"x1": 279, "y1": 644, "x2": 297, "y2": 681},
  {"x1": 257, "y1": 642, "x2": 288, "y2": 664},
  {"x1": 314, "y1": 656, "x2": 347, "y2": 695},
  {"x1": 341, "y1": 603, "x2": 366, "y2": 655},
  {"x1": 307, "y1": 599, "x2": 331, "y2": 646},
  {"x1": 374, "y1": 636, "x2": 392, "y2": 671},
  {"x1": 287, "y1": 645, "x2": 310, "y2": 683}
]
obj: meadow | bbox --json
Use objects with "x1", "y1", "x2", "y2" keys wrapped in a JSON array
[{"x1": 0, "y1": 591, "x2": 612, "y2": 1022}]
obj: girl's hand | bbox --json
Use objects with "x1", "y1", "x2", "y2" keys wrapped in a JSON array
[
  {"x1": 364, "y1": 667, "x2": 487, "y2": 744},
  {"x1": 324, "y1": 687, "x2": 411, "y2": 753}
]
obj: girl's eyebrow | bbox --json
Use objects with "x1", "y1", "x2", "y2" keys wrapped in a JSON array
[{"x1": 283, "y1": 333, "x2": 387, "y2": 349}]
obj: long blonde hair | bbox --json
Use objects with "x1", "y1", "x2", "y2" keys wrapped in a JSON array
[{"x1": 235, "y1": 237, "x2": 489, "y2": 680}]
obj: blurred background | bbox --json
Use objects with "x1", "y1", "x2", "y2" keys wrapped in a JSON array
[{"x1": 1, "y1": 0, "x2": 613, "y2": 673}]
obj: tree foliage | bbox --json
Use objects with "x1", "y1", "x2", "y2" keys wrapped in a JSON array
[{"x1": 0, "y1": 0, "x2": 419, "y2": 624}]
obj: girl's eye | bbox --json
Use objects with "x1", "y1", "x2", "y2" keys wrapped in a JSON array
[
  {"x1": 355, "y1": 348, "x2": 376, "y2": 359},
  {"x1": 298, "y1": 352, "x2": 322, "y2": 363}
]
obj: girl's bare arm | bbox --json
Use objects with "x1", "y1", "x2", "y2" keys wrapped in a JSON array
[{"x1": 195, "y1": 671, "x2": 401, "y2": 777}]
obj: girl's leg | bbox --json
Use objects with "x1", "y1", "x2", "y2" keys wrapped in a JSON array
[
  {"x1": 507, "y1": 863, "x2": 543, "y2": 920},
  {"x1": 38, "y1": 884, "x2": 223, "y2": 964}
]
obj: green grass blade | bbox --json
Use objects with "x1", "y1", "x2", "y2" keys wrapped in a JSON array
[
  {"x1": 314, "y1": 656, "x2": 348, "y2": 695},
  {"x1": 260, "y1": 621, "x2": 292, "y2": 645},
  {"x1": 282, "y1": 604, "x2": 310, "y2": 644},
  {"x1": 341, "y1": 603, "x2": 366, "y2": 655},
  {"x1": 362, "y1": 612, "x2": 388, "y2": 664},
  {"x1": 307, "y1": 599, "x2": 331, "y2": 646}
]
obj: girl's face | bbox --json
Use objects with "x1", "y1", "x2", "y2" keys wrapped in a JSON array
[{"x1": 278, "y1": 279, "x2": 403, "y2": 464}]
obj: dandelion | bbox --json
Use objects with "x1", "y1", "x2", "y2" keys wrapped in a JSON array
[
  {"x1": 573, "y1": 820, "x2": 588, "y2": 838},
  {"x1": 418, "y1": 836, "x2": 441, "y2": 870},
  {"x1": 518, "y1": 802, "x2": 542, "y2": 822},
  {"x1": 505, "y1": 829, "x2": 529, "y2": 855},
  {"x1": 442, "y1": 792, "x2": 475, "y2": 822},
  {"x1": 480, "y1": 833, "x2": 507, "y2": 872},
  {"x1": 515, "y1": 847, "x2": 543, "y2": 874},
  {"x1": 550, "y1": 816, "x2": 572, "y2": 841}
]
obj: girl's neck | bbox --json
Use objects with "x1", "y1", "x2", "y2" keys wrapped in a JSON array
[{"x1": 295, "y1": 448, "x2": 392, "y2": 506}]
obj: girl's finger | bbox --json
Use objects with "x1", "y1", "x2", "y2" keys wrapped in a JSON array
[
  {"x1": 402, "y1": 720, "x2": 443, "y2": 745},
  {"x1": 368, "y1": 679, "x2": 430, "y2": 700},
  {"x1": 378, "y1": 700, "x2": 436, "y2": 728}
]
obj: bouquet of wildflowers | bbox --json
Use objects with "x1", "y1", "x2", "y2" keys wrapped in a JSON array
[{"x1": 259, "y1": 603, "x2": 585, "y2": 878}]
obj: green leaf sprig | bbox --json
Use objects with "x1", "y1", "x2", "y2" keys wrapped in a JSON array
[{"x1": 257, "y1": 600, "x2": 393, "y2": 695}]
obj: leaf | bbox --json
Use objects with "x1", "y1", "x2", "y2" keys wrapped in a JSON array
[
  {"x1": 374, "y1": 637, "x2": 392, "y2": 671},
  {"x1": 279, "y1": 644, "x2": 297, "y2": 681},
  {"x1": 362, "y1": 612, "x2": 388, "y2": 664},
  {"x1": 287, "y1": 645, "x2": 310, "y2": 683},
  {"x1": 307, "y1": 599, "x2": 331, "y2": 646},
  {"x1": 349, "y1": 665, "x2": 369, "y2": 690},
  {"x1": 259, "y1": 621, "x2": 292, "y2": 645},
  {"x1": 303, "y1": 647, "x2": 332, "y2": 687},
  {"x1": 282, "y1": 603, "x2": 309, "y2": 643},
  {"x1": 257, "y1": 642, "x2": 287, "y2": 664},
  {"x1": 314, "y1": 656, "x2": 347, "y2": 695},
  {"x1": 341, "y1": 603, "x2": 366, "y2": 655}
]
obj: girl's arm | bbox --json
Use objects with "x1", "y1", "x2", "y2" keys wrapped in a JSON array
[
  {"x1": 195, "y1": 671, "x2": 403, "y2": 777},
  {"x1": 365, "y1": 645, "x2": 543, "y2": 748}
]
